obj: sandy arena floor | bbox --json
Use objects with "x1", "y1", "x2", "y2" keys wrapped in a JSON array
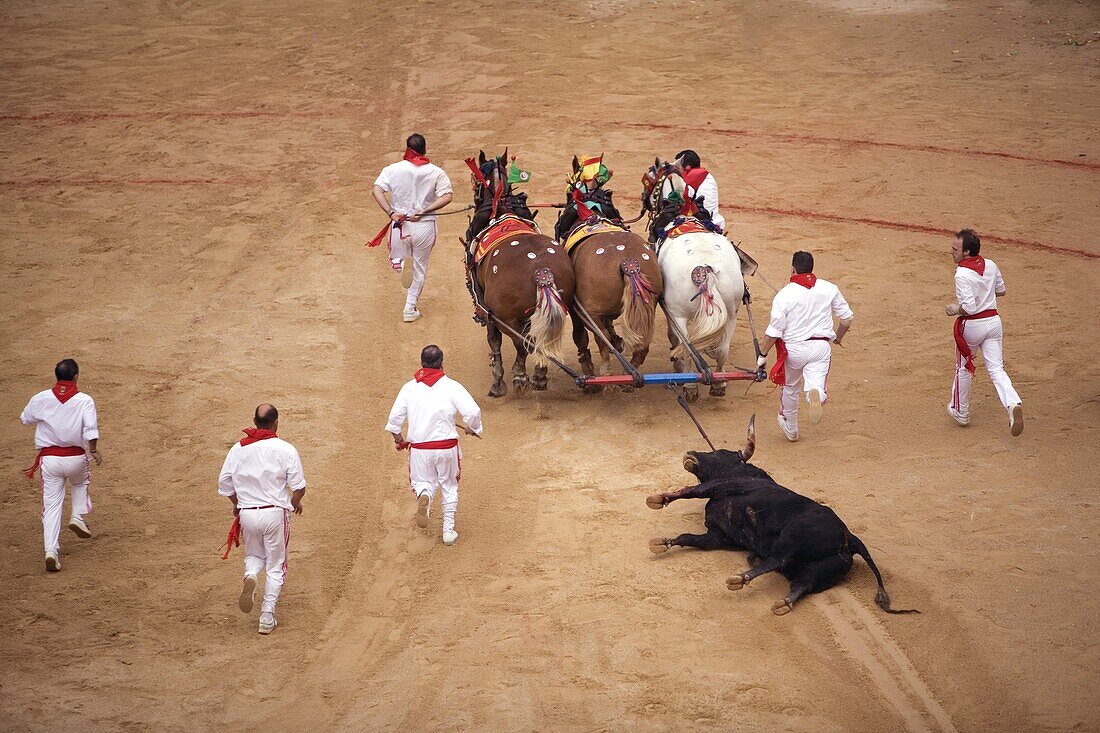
[{"x1": 1, "y1": 1, "x2": 1098, "y2": 730}]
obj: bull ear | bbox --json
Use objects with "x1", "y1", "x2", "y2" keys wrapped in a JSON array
[{"x1": 741, "y1": 414, "x2": 756, "y2": 461}]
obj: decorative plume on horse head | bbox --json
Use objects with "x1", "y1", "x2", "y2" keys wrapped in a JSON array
[
  {"x1": 554, "y1": 153, "x2": 624, "y2": 242},
  {"x1": 464, "y1": 149, "x2": 535, "y2": 247}
]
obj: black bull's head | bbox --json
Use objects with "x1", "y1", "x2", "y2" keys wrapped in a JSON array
[{"x1": 683, "y1": 415, "x2": 756, "y2": 481}]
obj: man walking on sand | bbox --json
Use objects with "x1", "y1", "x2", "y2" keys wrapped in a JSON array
[
  {"x1": 385, "y1": 345, "x2": 482, "y2": 546},
  {"x1": 218, "y1": 404, "x2": 307, "y2": 635},
  {"x1": 371, "y1": 133, "x2": 454, "y2": 323},
  {"x1": 946, "y1": 228, "x2": 1023, "y2": 436},
  {"x1": 20, "y1": 358, "x2": 101, "y2": 572}
]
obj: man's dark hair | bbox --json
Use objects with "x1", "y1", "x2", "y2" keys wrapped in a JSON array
[
  {"x1": 421, "y1": 344, "x2": 444, "y2": 369},
  {"x1": 675, "y1": 149, "x2": 701, "y2": 168},
  {"x1": 55, "y1": 359, "x2": 79, "y2": 381},
  {"x1": 792, "y1": 251, "x2": 814, "y2": 274},
  {"x1": 956, "y1": 228, "x2": 981, "y2": 257},
  {"x1": 406, "y1": 133, "x2": 427, "y2": 155},
  {"x1": 254, "y1": 403, "x2": 279, "y2": 429}
]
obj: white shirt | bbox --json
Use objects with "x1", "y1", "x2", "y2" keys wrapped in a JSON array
[
  {"x1": 686, "y1": 172, "x2": 725, "y2": 231},
  {"x1": 374, "y1": 160, "x2": 452, "y2": 219},
  {"x1": 21, "y1": 388, "x2": 99, "y2": 449},
  {"x1": 955, "y1": 258, "x2": 1005, "y2": 315},
  {"x1": 765, "y1": 277, "x2": 854, "y2": 343},
  {"x1": 218, "y1": 437, "x2": 306, "y2": 510},
  {"x1": 385, "y1": 375, "x2": 483, "y2": 443}
]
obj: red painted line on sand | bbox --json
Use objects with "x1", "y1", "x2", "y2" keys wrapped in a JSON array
[
  {"x1": 623, "y1": 122, "x2": 1099, "y2": 172},
  {"x1": 0, "y1": 177, "x2": 262, "y2": 187},
  {"x1": 0, "y1": 110, "x2": 339, "y2": 125},
  {"x1": 722, "y1": 203, "x2": 1098, "y2": 260}
]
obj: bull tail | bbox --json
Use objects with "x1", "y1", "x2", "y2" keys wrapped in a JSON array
[
  {"x1": 679, "y1": 264, "x2": 727, "y2": 358},
  {"x1": 617, "y1": 259, "x2": 657, "y2": 352},
  {"x1": 528, "y1": 268, "x2": 569, "y2": 367},
  {"x1": 849, "y1": 534, "x2": 919, "y2": 615}
]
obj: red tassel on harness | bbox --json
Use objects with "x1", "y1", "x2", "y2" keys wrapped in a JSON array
[
  {"x1": 571, "y1": 188, "x2": 596, "y2": 220},
  {"x1": 465, "y1": 158, "x2": 490, "y2": 188},
  {"x1": 220, "y1": 515, "x2": 242, "y2": 559}
]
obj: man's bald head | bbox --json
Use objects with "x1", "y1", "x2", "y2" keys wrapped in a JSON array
[{"x1": 254, "y1": 403, "x2": 279, "y2": 430}]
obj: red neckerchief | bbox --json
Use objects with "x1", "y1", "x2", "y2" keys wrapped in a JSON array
[
  {"x1": 790, "y1": 273, "x2": 817, "y2": 289},
  {"x1": 415, "y1": 368, "x2": 445, "y2": 387},
  {"x1": 957, "y1": 256, "x2": 985, "y2": 276},
  {"x1": 403, "y1": 147, "x2": 430, "y2": 166},
  {"x1": 52, "y1": 380, "x2": 80, "y2": 403},
  {"x1": 240, "y1": 428, "x2": 278, "y2": 447},
  {"x1": 681, "y1": 167, "x2": 709, "y2": 192}
]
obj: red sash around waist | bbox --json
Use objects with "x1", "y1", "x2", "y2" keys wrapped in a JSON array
[
  {"x1": 410, "y1": 438, "x2": 459, "y2": 450},
  {"x1": 953, "y1": 308, "x2": 998, "y2": 374},
  {"x1": 23, "y1": 445, "x2": 86, "y2": 479},
  {"x1": 768, "y1": 337, "x2": 831, "y2": 386}
]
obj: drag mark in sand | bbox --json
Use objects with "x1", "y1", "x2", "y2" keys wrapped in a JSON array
[
  {"x1": 722, "y1": 203, "x2": 1099, "y2": 260},
  {"x1": 0, "y1": 109, "x2": 342, "y2": 125},
  {"x1": 0, "y1": 177, "x2": 265, "y2": 188},
  {"x1": 621, "y1": 121, "x2": 1100, "y2": 172}
]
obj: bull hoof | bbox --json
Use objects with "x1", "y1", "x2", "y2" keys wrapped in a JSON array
[
  {"x1": 648, "y1": 538, "x2": 671, "y2": 554},
  {"x1": 772, "y1": 599, "x2": 793, "y2": 616},
  {"x1": 709, "y1": 383, "x2": 727, "y2": 398},
  {"x1": 684, "y1": 385, "x2": 700, "y2": 404},
  {"x1": 646, "y1": 494, "x2": 667, "y2": 510},
  {"x1": 726, "y1": 574, "x2": 747, "y2": 591}
]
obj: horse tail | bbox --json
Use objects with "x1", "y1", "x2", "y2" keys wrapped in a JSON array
[
  {"x1": 617, "y1": 259, "x2": 657, "y2": 352},
  {"x1": 682, "y1": 264, "x2": 728, "y2": 355},
  {"x1": 528, "y1": 268, "x2": 569, "y2": 367},
  {"x1": 849, "y1": 534, "x2": 920, "y2": 615}
]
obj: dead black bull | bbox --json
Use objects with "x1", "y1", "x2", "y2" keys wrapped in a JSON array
[{"x1": 647, "y1": 416, "x2": 918, "y2": 616}]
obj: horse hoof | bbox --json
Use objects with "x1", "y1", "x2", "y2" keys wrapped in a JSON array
[
  {"x1": 772, "y1": 599, "x2": 793, "y2": 616},
  {"x1": 513, "y1": 380, "x2": 530, "y2": 396},
  {"x1": 726, "y1": 574, "x2": 746, "y2": 591},
  {"x1": 488, "y1": 385, "x2": 507, "y2": 398},
  {"x1": 684, "y1": 386, "x2": 700, "y2": 404},
  {"x1": 709, "y1": 385, "x2": 727, "y2": 398},
  {"x1": 532, "y1": 381, "x2": 548, "y2": 392},
  {"x1": 605, "y1": 384, "x2": 622, "y2": 398},
  {"x1": 648, "y1": 538, "x2": 670, "y2": 554},
  {"x1": 582, "y1": 383, "x2": 603, "y2": 395},
  {"x1": 646, "y1": 494, "x2": 666, "y2": 510}
]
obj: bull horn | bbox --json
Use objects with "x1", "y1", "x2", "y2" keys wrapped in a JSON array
[{"x1": 741, "y1": 414, "x2": 756, "y2": 461}]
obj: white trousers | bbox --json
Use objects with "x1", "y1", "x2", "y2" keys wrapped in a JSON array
[
  {"x1": 389, "y1": 220, "x2": 437, "y2": 311},
  {"x1": 779, "y1": 340, "x2": 832, "y2": 427},
  {"x1": 951, "y1": 315, "x2": 1021, "y2": 416},
  {"x1": 40, "y1": 454, "x2": 92, "y2": 554},
  {"x1": 240, "y1": 507, "x2": 290, "y2": 615},
  {"x1": 409, "y1": 446, "x2": 460, "y2": 532}
]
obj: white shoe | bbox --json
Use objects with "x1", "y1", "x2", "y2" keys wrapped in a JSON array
[
  {"x1": 443, "y1": 530, "x2": 459, "y2": 546},
  {"x1": 258, "y1": 613, "x2": 277, "y2": 635},
  {"x1": 777, "y1": 413, "x2": 799, "y2": 442},
  {"x1": 807, "y1": 389, "x2": 823, "y2": 425},
  {"x1": 948, "y1": 405, "x2": 970, "y2": 427},
  {"x1": 68, "y1": 516, "x2": 91, "y2": 539},
  {"x1": 403, "y1": 308, "x2": 421, "y2": 323},
  {"x1": 239, "y1": 575, "x2": 257, "y2": 613},
  {"x1": 401, "y1": 257, "x2": 414, "y2": 289},
  {"x1": 45, "y1": 551, "x2": 61, "y2": 572},
  {"x1": 415, "y1": 493, "x2": 431, "y2": 528},
  {"x1": 1009, "y1": 403, "x2": 1024, "y2": 436}
]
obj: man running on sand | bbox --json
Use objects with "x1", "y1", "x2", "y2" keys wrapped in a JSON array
[{"x1": 385, "y1": 345, "x2": 482, "y2": 546}]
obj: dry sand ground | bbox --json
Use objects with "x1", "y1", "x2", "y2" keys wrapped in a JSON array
[{"x1": 1, "y1": 0, "x2": 1098, "y2": 731}]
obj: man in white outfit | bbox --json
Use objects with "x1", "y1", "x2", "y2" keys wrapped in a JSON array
[
  {"x1": 674, "y1": 149, "x2": 725, "y2": 232},
  {"x1": 946, "y1": 229, "x2": 1023, "y2": 435},
  {"x1": 372, "y1": 133, "x2": 454, "y2": 323},
  {"x1": 758, "y1": 251, "x2": 854, "y2": 442},
  {"x1": 385, "y1": 344, "x2": 483, "y2": 546},
  {"x1": 218, "y1": 404, "x2": 307, "y2": 635},
  {"x1": 20, "y1": 358, "x2": 101, "y2": 572}
]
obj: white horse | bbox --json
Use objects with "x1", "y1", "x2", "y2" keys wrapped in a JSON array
[{"x1": 643, "y1": 161, "x2": 745, "y2": 401}]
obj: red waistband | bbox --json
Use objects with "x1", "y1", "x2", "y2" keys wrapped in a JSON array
[
  {"x1": 239, "y1": 505, "x2": 278, "y2": 511},
  {"x1": 23, "y1": 446, "x2": 86, "y2": 479},
  {"x1": 410, "y1": 439, "x2": 459, "y2": 450},
  {"x1": 961, "y1": 308, "x2": 998, "y2": 320}
]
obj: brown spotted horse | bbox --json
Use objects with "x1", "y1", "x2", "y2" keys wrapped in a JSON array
[
  {"x1": 465, "y1": 150, "x2": 575, "y2": 398},
  {"x1": 554, "y1": 155, "x2": 663, "y2": 391}
]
